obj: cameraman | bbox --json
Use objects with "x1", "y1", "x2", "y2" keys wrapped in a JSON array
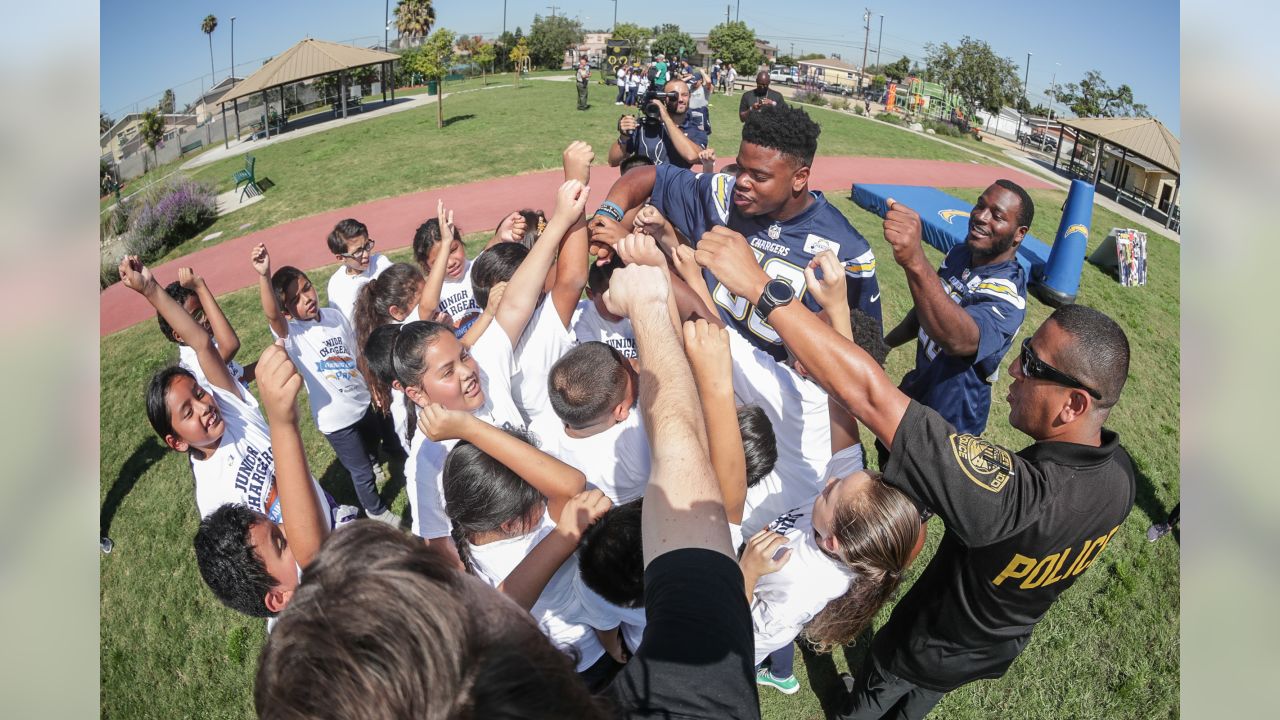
[{"x1": 608, "y1": 79, "x2": 709, "y2": 170}]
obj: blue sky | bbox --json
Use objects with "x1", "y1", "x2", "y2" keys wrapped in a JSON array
[{"x1": 101, "y1": 0, "x2": 1179, "y2": 133}]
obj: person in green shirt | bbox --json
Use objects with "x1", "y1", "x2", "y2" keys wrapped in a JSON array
[{"x1": 653, "y1": 53, "x2": 669, "y2": 86}]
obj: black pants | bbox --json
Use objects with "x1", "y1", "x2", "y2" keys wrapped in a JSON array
[
  {"x1": 838, "y1": 654, "x2": 944, "y2": 720},
  {"x1": 323, "y1": 406, "x2": 387, "y2": 515},
  {"x1": 577, "y1": 82, "x2": 589, "y2": 109}
]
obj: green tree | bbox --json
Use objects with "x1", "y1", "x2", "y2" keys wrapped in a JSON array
[
  {"x1": 201, "y1": 15, "x2": 218, "y2": 85},
  {"x1": 884, "y1": 55, "x2": 911, "y2": 81},
  {"x1": 510, "y1": 37, "x2": 530, "y2": 86},
  {"x1": 528, "y1": 14, "x2": 584, "y2": 69},
  {"x1": 473, "y1": 41, "x2": 496, "y2": 85},
  {"x1": 1054, "y1": 70, "x2": 1149, "y2": 118},
  {"x1": 394, "y1": 0, "x2": 436, "y2": 48},
  {"x1": 798, "y1": 52, "x2": 826, "y2": 61},
  {"x1": 708, "y1": 21, "x2": 761, "y2": 72},
  {"x1": 159, "y1": 89, "x2": 176, "y2": 114},
  {"x1": 923, "y1": 36, "x2": 1020, "y2": 115},
  {"x1": 650, "y1": 24, "x2": 694, "y2": 62},
  {"x1": 100, "y1": 111, "x2": 114, "y2": 134},
  {"x1": 407, "y1": 28, "x2": 456, "y2": 128},
  {"x1": 139, "y1": 109, "x2": 166, "y2": 172},
  {"x1": 610, "y1": 21, "x2": 650, "y2": 53}
]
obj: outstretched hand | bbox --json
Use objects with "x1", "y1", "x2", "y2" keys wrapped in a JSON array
[
  {"x1": 497, "y1": 211, "x2": 528, "y2": 244},
  {"x1": 682, "y1": 318, "x2": 731, "y2": 385},
  {"x1": 562, "y1": 140, "x2": 594, "y2": 184},
  {"x1": 740, "y1": 529, "x2": 792, "y2": 578},
  {"x1": 553, "y1": 179, "x2": 591, "y2": 226},
  {"x1": 177, "y1": 267, "x2": 202, "y2": 290},
  {"x1": 118, "y1": 255, "x2": 155, "y2": 294},
  {"x1": 694, "y1": 225, "x2": 769, "y2": 301},
  {"x1": 257, "y1": 344, "x2": 303, "y2": 427},
  {"x1": 602, "y1": 263, "x2": 670, "y2": 320},
  {"x1": 615, "y1": 233, "x2": 667, "y2": 269},
  {"x1": 882, "y1": 198, "x2": 927, "y2": 270},
  {"x1": 554, "y1": 488, "x2": 612, "y2": 543},
  {"x1": 587, "y1": 214, "x2": 627, "y2": 265},
  {"x1": 437, "y1": 198, "x2": 455, "y2": 242},
  {"x1": 250, "y1": 243, "x2": 271, "y2": 277},
  {"x1": 803, "y1": 249, "x2": 849, "y2": 315}
]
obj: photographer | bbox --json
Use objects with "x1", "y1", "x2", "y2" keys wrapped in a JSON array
[{"x1": 608, "y1": 79, "x2": 710, "y2": 170}]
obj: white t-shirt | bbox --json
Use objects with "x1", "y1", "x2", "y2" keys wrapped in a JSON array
[
  {"x1": 513, "y1": 297, "x2": 575, "y2": 431},
  {"x1": 571, "y1": 570, "x2": 647, "y2": 653},
  {"x1": 733, "y1": 444, "x2": 864, "y2": 549},
  {"x1": 178, "y1": 342, "x2": 252, "y2": 404},
  {"x1": 277, "y1": 308, "x2": 371, "y2": 434},
  {"x1": 727, "y1": 326, "x2": 831, "y2": 494},
  {"x1": 404, "y1": 323, "x2": 525, "y2": 539},
  {"x1": 438, "y1": 259, "x2": 482, "y2": 323},
  {"x1": 191, "y1": 383, "x2": 338, "y2": 528},
  {"x1": 538, "y1": 409, "x2": 651, "y2": 504},
  {"x1": 467, "y1": 510, "x2": 606, "y2": 672},
  {"x1": 571, "y1": 299, "x2": 637, "y2": 359},
  {"x1": 326, "y1": 253, "x2": 391, "y2": 323},
  {"x1": 748, "y1": 444, "x2": 866, "y2": 663},
  {"x1": 637, "y1": 76, "x2": 650, "y2": 96}
]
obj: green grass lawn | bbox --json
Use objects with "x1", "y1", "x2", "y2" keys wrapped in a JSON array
[
  {"x1": 148, "y1": 76, "x2": 993, "y2": 263},
  {"x1": 101, "y1": 163, "x2": 1179, "y2": 718}
]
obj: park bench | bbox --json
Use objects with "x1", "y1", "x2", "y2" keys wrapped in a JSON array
[
  {"x1": 233, "y1": 156, "x2": 263, "y2": 200},
  {"x1": 180, "y1": 139, "x2": 203, "y2": 155},
  {"x1": 331, "y1": 96, "x2": 363, "y2": 117}
]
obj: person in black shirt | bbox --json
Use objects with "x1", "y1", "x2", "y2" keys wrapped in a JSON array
[
  {"x1": 695, "y1": 230, "x2": 1136, "y2": 720},
  {"x1": 739, "y1": 71, "x2": 787, "y2": 122}
]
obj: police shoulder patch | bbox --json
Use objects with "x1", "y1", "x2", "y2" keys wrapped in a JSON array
[{"x1": 949, "y1": 433, "x2": 1013, "y2": 492}]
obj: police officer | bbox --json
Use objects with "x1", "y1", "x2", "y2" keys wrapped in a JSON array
[{"x1": 693, "y1": 228, "x2": 1136, "y2": 720}]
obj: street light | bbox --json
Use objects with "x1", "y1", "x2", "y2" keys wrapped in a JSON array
[
  {"x1": 611, "y1": 0, "x2": 618, "y2": 31},
  {"x1": 1017, "y1": 51, "x2": 1032, "y2": 141}
]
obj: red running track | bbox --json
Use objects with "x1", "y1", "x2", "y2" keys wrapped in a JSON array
[{"x1": 100, "y1": 156, "x2": 1053, "y2": 337}]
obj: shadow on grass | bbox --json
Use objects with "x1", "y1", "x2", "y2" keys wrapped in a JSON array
[
  {"x1": 797, "y1": 628, "x2": 876, "y2": 717},
  {"x1": 442, "y1": 114, "x2": 477, "y2": 128},
  {"x1": 100, "y1": 438, "x2": 169, "y2": 539},
  {"x1": 316, "y1": 446, "x2": 408, "y2": 519},
  {"x1": 1130, "y1": 456, "x2": 1175, "y2": 537}
]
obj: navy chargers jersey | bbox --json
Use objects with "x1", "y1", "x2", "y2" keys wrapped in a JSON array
[
  {"x1": 651, "y1": 164, "x2": 882, "y2": 361},
  {"x1": 899, "y1": 244, "x2": 1026, "y2": 435}
]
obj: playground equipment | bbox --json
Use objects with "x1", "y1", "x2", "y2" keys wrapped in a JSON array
[{"x1": 1030, "y1": 179, "x2": 1095, "y2": 306}]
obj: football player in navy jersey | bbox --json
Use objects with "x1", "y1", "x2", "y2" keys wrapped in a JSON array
[
  {"x1": 589, "y1": 104, "x2": 882, "y2": 363},
  {"x1": 882, "y1": 181, "x2": 1033, "y2": 435}
]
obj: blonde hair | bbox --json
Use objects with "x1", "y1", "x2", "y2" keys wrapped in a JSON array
[{"x1": 803, "y1": 470, "x2": 920, "y2": 653}]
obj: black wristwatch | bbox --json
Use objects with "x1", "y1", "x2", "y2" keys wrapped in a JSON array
[{"x1": 755, "y1": 279, "x2": 795, "y2": 320}]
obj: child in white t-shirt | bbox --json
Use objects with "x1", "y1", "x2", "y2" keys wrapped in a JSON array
[
  {"x1": 155, "y1": 266, "x2": 253, "y2": 393},
  {"x1": 119, "y1": 257, "x2": 355, "y2": 620},
  {"x1": 324, "y1": 218, "x2": 392, "y2": 323},
  {"x1": 542, "y1": 342, "x2": 651, "y2": 503},
  {"x1": 376, "y1": 179, "x2": 592, "y2": 559},
  {"x1": 440, "y1": 422, "x2": 625, "y2": 687},
  {"x1": 575, "y1": 499, "x2": 648, "y2": 654},
  {"x1": 572, "y1": 257, "x2": 638, "y2": 360},
  {"x1": 412, "y1": 214, "x2": 482, "y2": 332},
  {"x1": 252, "y1": 243, "x2": 398, "y2": 528}
]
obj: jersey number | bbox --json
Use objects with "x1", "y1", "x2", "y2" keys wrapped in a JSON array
[{"x1": 711, "y1": 249, "x2": 807, "y2": 344}]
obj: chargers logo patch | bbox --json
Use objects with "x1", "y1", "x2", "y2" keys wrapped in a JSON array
[
  {"x1": 939, "y1": 209, "x2": 970, "y2": 224},
  {"x1": 711, "y1": 173, "x2": 734, "y2": 224},
  {"x1": 950, "y1": 434, "x2": 1013, "y2": 492},
  {"x1": 1065, "y1": 224, "x2": 1089, "y2": 241}
]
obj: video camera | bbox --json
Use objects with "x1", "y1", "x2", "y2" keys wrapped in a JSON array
[{"x1": 641, "y1": 89, "x2": 678, "y2": 126}]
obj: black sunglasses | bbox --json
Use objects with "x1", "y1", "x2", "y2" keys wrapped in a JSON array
[{"x1": 1020, "y1": 338, "x2": 1102, "y2": 400}]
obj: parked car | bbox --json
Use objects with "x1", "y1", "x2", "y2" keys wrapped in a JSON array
[{"x1": 769, "y1": 67, "x2": 791, "y2": 83}]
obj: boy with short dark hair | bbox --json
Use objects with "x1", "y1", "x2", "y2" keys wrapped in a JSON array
[
  {"x1": 326, "y1": 218, "x2": 391, "y2": 322},
  {"x1": 156, "y1": 266, "x2": 254, "y2": 391}
]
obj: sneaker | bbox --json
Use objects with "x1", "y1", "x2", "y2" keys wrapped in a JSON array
[
  {"x1": 368, "y1": 508, "x2": 402, "y2": 528},
  {"x1": 372, "y1": 462, "x2": 388, "y2": 485},
  {"x1": 1146, "y1": 522, "x2": 1172, "y2": 542},
  {"x1": 755, "y1": 668, "x2": 800, "y2": 695},
  {"x1": 615, "y1": 101, "x2": 623, "y2": 105},
  {"x1": 100, "y1": 537, "x2": 114, "y2": 554}
]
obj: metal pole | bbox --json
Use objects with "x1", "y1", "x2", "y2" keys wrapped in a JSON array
[
  {"x1": 385, "y1": 0, "x2": 389, "y2": 50},
  {"x1": 726, "y1": 5, "x2": 730, "y2": 24},
  {"x1": 1017, "y1": 51, "x2": 1031, "y2": 140},
  {"x1": 736, "y1": 0, "x2": 740, "y2": 21},
  {"x1": 876, "y1": 14, "x2": 883, "y2": 67},
  {"x1": 230, "y1": 17, "x2": 236, "y2": 86},
  {"x1": 612, "y1": 0, "x2": 617, "y2": 30},
  {"x1": 221, "y1": 102, "x2": 229, "y2": 149}
]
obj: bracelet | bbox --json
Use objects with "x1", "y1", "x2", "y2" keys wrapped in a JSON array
[{"x1": 594, "y1": 201, "x2": 624, "y2": 223}]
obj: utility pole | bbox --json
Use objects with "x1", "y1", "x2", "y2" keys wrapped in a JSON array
[
  {"x1": 736, "y1": 0, "x2": 740, "y2": 21},
  {"x1": 611, "y1": 0, "x2": 618, "y2": 31},
  {"x1": 726, "y1": 5, "x2": 731, "y2": 24},
  {"x1": 547, "y1": 5, "x2": 559, "y2": 18},
  {"x1": 1049, "y1": 62, "x2": 1061, "y2": 117},
  {"x1": 859, "y1": 8, "x2": 871, "y2": 94},
  {"x1": 1016, "y1": 51, "x2": 1032, "y2": 140},
  {"x1": 876, "y1": 14, "x2": 884, "y2": 67}
]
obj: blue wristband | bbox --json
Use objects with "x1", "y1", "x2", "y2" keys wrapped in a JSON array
[{"x1": 594, "y1": 201, "x2": 624, "y2": 223}]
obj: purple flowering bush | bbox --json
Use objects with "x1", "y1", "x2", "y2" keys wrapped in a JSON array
[{"x1": 122, "y1": 177, "x2": 218, "y2": 261}]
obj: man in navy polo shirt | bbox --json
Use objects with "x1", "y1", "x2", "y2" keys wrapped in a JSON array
[
  {"x1": 591, "y1": 104, "x2": 882, "y2": 362},
  {"x1": 882, "y1": 180, "x2": 1033, "y2": 435},
  {"x1": 607, "y1": 78, "x2": 710, "y2": 170}
]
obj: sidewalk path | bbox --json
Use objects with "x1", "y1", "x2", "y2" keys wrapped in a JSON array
[{"x1": 100, "y1": 156, "x2": 1053, "y2": 337}]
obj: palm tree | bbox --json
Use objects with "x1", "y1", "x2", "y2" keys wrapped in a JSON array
[
  {"x1": 394, "y1": 0, "x2": 435, "y2": 48},
  {"x1": 139, "y1": 109, "x2": 166, "y2": 172},
  {"x1": 201, "y1": 15, "x2": 218, "y2": 85}
]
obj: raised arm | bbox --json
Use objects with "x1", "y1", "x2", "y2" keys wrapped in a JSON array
[
  {"x1": 119, "y1": 256, "x2": 239, "y2": 397},
  {"x1": 884, "y1": 199, "x2": 978, "y2": 356},
  {"x1": 256, "y1": 344, "x2": 329, "y2": 570},
  {"x1": 417, "y1": 405, "x2": 587, "y2": 520},
  {"x1": 551, "y1": 142, "x2": 595, "y2": 326},
  {"x1": 417, "y1": 200, "x2": 456, "y2": 320},
  {"x1": 587, "y1": 165, "x2": 658, "y2": 263},
  {"x1": 251, "y1": 243, "x2": 289, "y2": 339},
  {"x1": 495, "y1": 180, "x2": 589, "y2": 345},
  {"x1": 180, "y1": 267, "x2": 240, "y2": 362},
  {"x1": 499, "y1": 489, "x2": 611, "y2": 611},
  {"x1": 603, "y1": 264, "x2": 733, "y2": 565},
  {"x1": 695, "y1": 226, "x2": 911, "y2": 448},
  {"x1": 804, "y1": 250, "x2": 862, "y2": 454},
  {"x1": 683, "y1": 319, "x2": 747, "y2": 525}
]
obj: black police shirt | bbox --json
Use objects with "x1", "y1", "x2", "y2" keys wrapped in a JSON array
[
  {"x1": 873, "y1": 401, "x2": 1136, "y2": 691},
  {"x1": 738, "y1": 87, "x2": 787, "y2": 116}
]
